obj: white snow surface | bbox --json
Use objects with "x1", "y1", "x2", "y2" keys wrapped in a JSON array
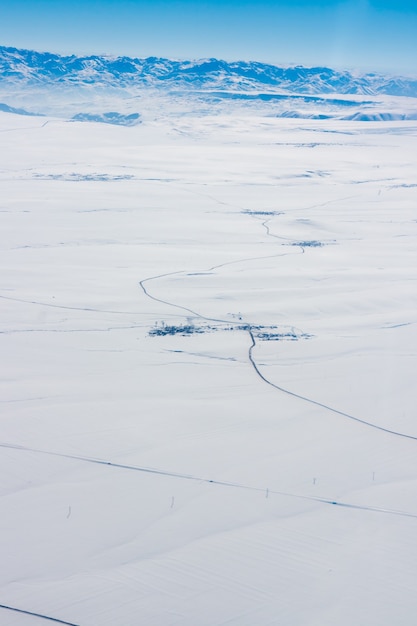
[{"x1": 1, "y1": 104, "x2": 417, "y2": 625}]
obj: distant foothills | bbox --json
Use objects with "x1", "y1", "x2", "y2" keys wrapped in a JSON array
[{"x1": 1, "y1": 45, "x2": 417, "y2": 97}]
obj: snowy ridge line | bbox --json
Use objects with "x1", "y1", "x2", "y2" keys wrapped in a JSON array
[
  {"x1": 248, "y1": 329, "x2": 417, "y2": 442},
  {"x1": 1, "y1": 441, "x2": 417, "y2": 520},
  {"x1": 0, "y1": 603, "x2": 81, "y2": 625}
]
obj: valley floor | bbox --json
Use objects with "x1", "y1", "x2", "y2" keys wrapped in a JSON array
[{"x1": 1, "y1": 109, "x2": 417, "y2": 625}]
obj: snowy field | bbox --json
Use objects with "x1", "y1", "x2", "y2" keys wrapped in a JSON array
[{"x1": 1, "y1": 106, "x2": 417, "y2": 625}]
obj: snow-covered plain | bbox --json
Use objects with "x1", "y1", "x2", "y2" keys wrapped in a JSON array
[{"x1": 1, "y1": 102, "x2": 417, "y2": 625}]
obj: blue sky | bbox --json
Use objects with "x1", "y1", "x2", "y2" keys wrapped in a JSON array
[{"x1": 1, "y1": 0, "x2": 416, "y2": 75}]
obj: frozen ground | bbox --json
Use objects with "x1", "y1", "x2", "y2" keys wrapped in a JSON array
[{"x1": 1, "y1": 105, "x2": 417, "y2": 625}]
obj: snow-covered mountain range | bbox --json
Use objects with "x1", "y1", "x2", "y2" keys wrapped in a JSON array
[
  {"x1": 1, "y1": 45, "x2": 417, "y2": 124},
  {"x1": 1, "y1": 45, "x2": 417, "y2": 97}
]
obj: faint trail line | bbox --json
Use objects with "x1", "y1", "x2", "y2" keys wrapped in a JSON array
[
  {"x1": 0, "y1": 294, "x2": 143, "y2": 316},
  {"x1": 176, "y1": 184, "x2": 246, "y2": 212},
  {"x1": 0, "y1": 125, "x2": 44, "y2": 134},
  {"x1": 207, "y1": 247, "x2": 301, "y2": 272},
  {"x1": 1, "y1": 441, "x2": 416, "y2": 520},
  {"x1": 0, "y1": 323, "x2": 146, "y2": 335},
  {"x1": 139, "y1": 272, "x2": 236, "y2": 325},
  {"x1": 0, "y1": 604, "x2": 81, "y2": 625},
  {"x1": 139, "y1": 250, "x2": 301, "y2": 325},
  {"x1": 138, "y1": 187, "x2": 300, "y2": 323},
  {"x1": 261, "y1": 218, "x2": 305, "y2": 251},
  {"x1": 247, "y1": 329, "x2": 417, "y2": 442}
]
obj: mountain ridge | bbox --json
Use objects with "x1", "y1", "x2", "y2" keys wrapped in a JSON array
[{"x1": 1, "y1": 45, "x2": 417, "y2": 97}]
